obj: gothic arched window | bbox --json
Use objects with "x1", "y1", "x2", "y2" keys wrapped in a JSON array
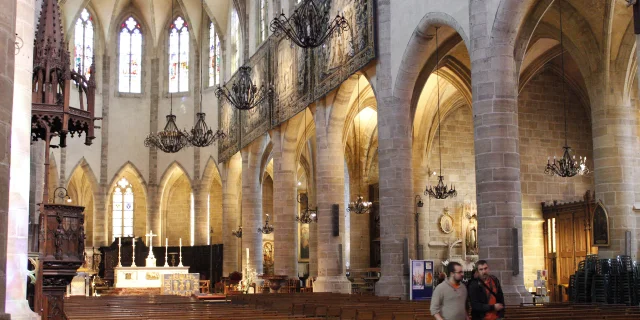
[
  {"x1": 169, "y1": 16, "x2": 189, "y2": 93},
  {"x1": 209, "y1": 21, "x2": 221, "y2": 87},
  {"x1": 112, "y1": 178, "x2": 134, "y2": 240},
  {"x1": 230, "y1": 8, "x2": 240, "y2": 72},
  {"x1": 73, "y1": 8, "x2": 94, "y2": 79},
  {"x1": 258, "y1": 0, "x2": 268, "y2": 44},
  {"x1": 118, "y1": 17, "x2": 142, "y2": 93}
]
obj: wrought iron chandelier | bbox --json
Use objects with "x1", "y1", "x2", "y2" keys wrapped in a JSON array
[
  {"x1": 232, "y1": 226, "x2": 243, "y2": 238},
  {"x1": 270, "y1": 0, "x2": 350, "y2": 49},
  {"x1": 258, "y1": 214, "x2": 274, "y2": 234},
  {"x1": 425, "y1": 27, "x2": 457, "y2": 200},
  {"x1": 296, "y1": 193, "x2": 317, "y2": 224},
  {"x1": 544, "y1": 0, "x2": 589, "y2": 178},
  {"x1": 215, "y1": 66, "x2": 273, "y2": 111},
  {"x1": 348, "y1": 75, "x2": 372, "y2": 214},
  {"x1": 144, "y1": 93, "x2": 190, "y2": 153},
  {"x1": 186, "y1": 0, "x2": 226, "y2": 147}
]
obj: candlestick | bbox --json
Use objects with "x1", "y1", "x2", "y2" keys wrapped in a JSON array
[
  {"x1": 117, "y1": 237, "x2": 122, "y2": 267},
  {"x1": 131, "y1": 237, "x2": 137, "y2": 267},
  {"x1": 164, "y1": 238, "x2": 169, "y2": 267},
  {"x1": 178, "y1": 238, "x2": 183, "y2": 267}
]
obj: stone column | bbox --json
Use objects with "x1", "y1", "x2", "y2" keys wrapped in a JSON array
[
  {"x1": 95, "y1": 55, "x2": 110, "y2": 247},
  {"x1": 592, "y1": 53, "x2": 638, "y2": 258},
  {"x1": 374, "y1": 0, "x2": 412, "y2": 298},
  {"x1": 147, "y1": 57, "x2": 160, "y2": 247},
  {"x1": 313, "y1": 100, "x2": 351, "y2": 293},
  {"x1": 470, "y1": 0, "x2": 529, "y2": 304},
  {"x1": 6, "y1": 0, "x2": 38, "y2": 317},
  {"x1": 240, "y1": 135, "x2": 268, "y2": 275},
  {"x1": 28, "y1": 141, "x2": 45, "y2": 253},
  {"x1": 308, "y1": 149, "x2": 318, "y2": 278},
  {"x1": 272, "y1": 116, "x2": 301, "y2": 278},
  {"x1": 222, "y1": 153, "x2": 242, "y2": 276}
]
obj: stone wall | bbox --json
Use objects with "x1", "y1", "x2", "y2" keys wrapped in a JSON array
[
  {"x1": 422, "y1": 105, "x2": 476, "y2": 265},
  {"x1": 164, "y1": 174, "x2": 192, "y2": 246},
  {"x1": 517, "y1": 67, "x2": 594, "y2": 287}
]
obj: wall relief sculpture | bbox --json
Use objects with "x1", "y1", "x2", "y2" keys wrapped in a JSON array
[{"x1": 219, "y1": 0, "x2": 375, "y2": 163}]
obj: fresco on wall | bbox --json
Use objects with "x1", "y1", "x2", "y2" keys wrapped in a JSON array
[
  {"x1": 240, "y1": 45, "x2": 271, "y2": 148},
  {"x1": 219, "y1": 0, "x2": 375, "y2": 163}
]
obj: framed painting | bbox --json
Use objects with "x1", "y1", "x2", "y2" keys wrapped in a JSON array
[
  {"x1": 592, "y1": 200, "x2": 609, "y2": 247},
  {"x1": 299, "y1": 223, "x2": 310, "y2": 261}
]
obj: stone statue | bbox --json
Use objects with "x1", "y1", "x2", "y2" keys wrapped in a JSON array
[{"x1": 466, "y1": 223, "x2": 478, "y2": 255}]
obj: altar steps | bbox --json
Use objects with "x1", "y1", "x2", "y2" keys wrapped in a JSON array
[{"x1": 65, "y1": 295, "x2": 324, "y2": 320}]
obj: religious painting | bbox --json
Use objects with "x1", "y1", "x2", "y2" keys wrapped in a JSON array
[
  {"x1": 263, "y1": 241, "x2": 274, "y2": 275},
  {"x1": 218, "y1": 95, "x2": 239, "y2": 164},
  {"x1": 439, "y1": 207, "x2": 454, "y2": 234},
  {"x1": 313, "y1": 0, "x2": 375, "y2": 100},
  {"x1": 592, "y1": 200, "x2": 609, "y2": 247},
  {"x1": 271, "y1": 34, "x2": 311, "y2": 126},
  {"x1": 412, "y1": 261, "x2": 424, "y2": 289},
  {"x1": 240, "y1": 44, "x2": 271, "y2": 148},
  {"x1": 162, "y1": 273, "x2": 199, "y2": 297},
  {"x1": 299, "y1": 223, "x2": 310, "y2": 261}
]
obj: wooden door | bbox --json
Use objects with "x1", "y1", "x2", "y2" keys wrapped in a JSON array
[{"x1": 556, "y1": 215, "x2": 575, "y2": 285}]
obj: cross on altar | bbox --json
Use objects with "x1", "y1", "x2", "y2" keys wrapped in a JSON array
[{"x1": 145, "y1": 230, "x2": 157, "y2": 264}]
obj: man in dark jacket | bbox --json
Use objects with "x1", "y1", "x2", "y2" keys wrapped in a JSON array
[{"x1": 468, "y1": 260, "x2": 505, "y2": 320}]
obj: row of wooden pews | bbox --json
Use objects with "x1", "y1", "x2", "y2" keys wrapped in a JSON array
[
  {"x1": 65, "y1": 295, "x2": 326, "y2": 320},
  {"x1": 231, "y1": 293, "x2": 640, "y2": 320},
  {"x1": 229, "y1": 293, "x2": 433, "y2": 320}
]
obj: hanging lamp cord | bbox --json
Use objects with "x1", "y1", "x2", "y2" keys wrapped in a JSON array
[
  {"x1": 435, "y1": 27, "x2": 442, "y2": 176},
  {"x1": 560, "y1": 0, "x2": 567, "y2": 147}
]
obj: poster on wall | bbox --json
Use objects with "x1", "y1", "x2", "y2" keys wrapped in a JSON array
[{"x1": 410, "y1": 260, "x2": 434, "y2": 300}]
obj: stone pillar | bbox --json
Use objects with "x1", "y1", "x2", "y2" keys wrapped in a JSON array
[
  {"x1": 374, "y1": 0, "x2": 412, "y2": 298},
  {"x1": 28, "y1": 141, "x2": 45, "y2": 253},
  {"x1": 240, "y1": 135, "x2": 268, "y2": 275},
  {"x1": 0, "y1": 0, "x2": 15, "y2": 316},
  {"x1": 6, "y1": 0, "x2": 38, "y2": 317},
  {"x1": 592, "y1": 70, "x2": 638, "y2": 259},
  {"x1": 272, "y1": 115, "x2": 301, "y2": 278},
  {"x1": 147, "y1": 57, "x2": 161, "y2": 247},
  {"x1": 308, "y1": 152, "x2": 318, "y2": 278},
  {"x1": 95, "y1": 54, "x2": 110, "y2": 247},
  {"x1": 313, "y1": 100, "x2": 351, "y2": 293},
  {"x1": 470, "y1": 0, "x2": 529, "y2": 304},
  {"x1": 222, "y1": 153, "x2": 242, "y2": 275}
]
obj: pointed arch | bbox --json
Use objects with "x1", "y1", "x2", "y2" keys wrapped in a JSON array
[
  {"x1": 201, "y1": 157, "x2": 223, "y2": 244},
  {"x1": 159, "y1": 161, "x2": 194, "y2": 246},
  {"x1": 108, "y1": 162, "x2": 148, "y2": 242},
  {"x1": 67, "y1": 158, "x2": 98, "y2": 247}
]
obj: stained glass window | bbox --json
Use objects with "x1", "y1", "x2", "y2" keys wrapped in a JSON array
[
  {"x1": 231, "y1": 9, "x2": 240, "y2": 72},
  {"x1": 169, "y1": 16, "x2": 189, "y2": 93},
  {"x1": 74, "y1": 9, "x2": 94, "y2": 80},
  {"x1": 259, "y1": 0, "x2": 268, "y2": 44},
  {"x1": 209, "y1": 21, "x2": 222, "y2": 87},
  {"x1": 119, "y1": 17, "x2": 142, "y2": 93},
  {"x1": 113, "y1": 178, "x2": 134, "y2": 240}
]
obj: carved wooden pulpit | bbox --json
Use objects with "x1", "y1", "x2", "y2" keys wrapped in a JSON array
[{"x1": 36, "y1": 203, "x2": 85, "y2": 319}]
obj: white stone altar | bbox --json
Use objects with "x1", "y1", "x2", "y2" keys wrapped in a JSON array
[{"x1": 114, "y1": 266, "x2": 189, "y2": 288}]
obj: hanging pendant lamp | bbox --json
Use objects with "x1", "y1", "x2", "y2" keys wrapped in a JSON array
[
  {"x1": 348, "y1": 75, "x2": 372, "y2": 214},
  {"x1": 269, "y1": 0, "x2": 350, "y2": 49},
  {"x1": 186, "y1": 0, "x2": 225, "y2": 147},
  {"x1": 425, "y1": 27, "x2": 457, "y2": 200},
  {"x1": 544, "y1": 0, "x2": 589, "y2": 177},
  {"x1": 258, "y1": 214, "x2": 274, "y2": 234},
  {"x1": 144, "y1": 92, "x2": 190, "y2": 153}
]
